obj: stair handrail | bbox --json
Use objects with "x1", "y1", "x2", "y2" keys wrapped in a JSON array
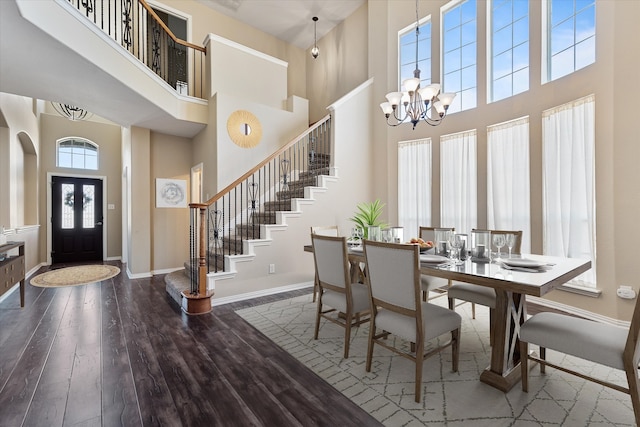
[
  {"x1": 188, "y1": 114, "x2": 332, "y2": 298},
  {"x1": 195, "y1": 113, "x2": 332, "y2": 208},
  {"x1": 138, "y1": 0, "x2": 205, "y2": 53},
  {"x1": 67, "y1": 0, "x2": 206, "y2": 98}
]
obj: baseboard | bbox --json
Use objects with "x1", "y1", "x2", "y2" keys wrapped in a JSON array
[{"x1": 212, "y1": 281, "x2": 313, "y2": 306}]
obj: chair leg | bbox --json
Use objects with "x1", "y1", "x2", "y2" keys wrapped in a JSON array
[
  {"x1": 312, "y1": 280, "x2": 317, "y2": 302},
  {"x1": 414, "y1": 339, "x2": 424, "y2": 403},
  {"x1": 472, "y1": 302, "x2": 476, "y2": 319},
  {"x1": 452, "y1": 328, "x2": 460, "y2": 372},
  {"x1": 520, "y1": 340, "x2": 529, "y2": 392},
  {"x1": 422, "y1": 290, "x2": 427, "y2": 302},
  {"x1": 344, "y1": 313, "x2": 352, "y2": 359},
  {"x1": 623, "y1": 358, "x2": 640, "y2": 426},
  {"x1": 448, "y1": 297, "x2": 455, "y2": 311},
  {"x1": 366, "y1": 318, "x2": 375, "y2": 372},
  {"x1": 313, "y1": 298, "x2": 322, "y2": 340},
  {"x1": 540, "y1": 347, "x2": 546, "y2": 373}
]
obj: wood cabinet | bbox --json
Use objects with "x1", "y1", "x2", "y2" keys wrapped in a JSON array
[{"x1": 0, "y1": 241, "x2": 25, "y2": 307}]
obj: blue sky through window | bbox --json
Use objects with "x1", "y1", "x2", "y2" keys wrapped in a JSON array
[{"x1": 549, "y1": 0, "x2": 595, "y2": 81}]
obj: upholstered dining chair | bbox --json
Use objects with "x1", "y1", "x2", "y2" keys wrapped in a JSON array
[
  {"x1": 310, "y1": 226, "x2": 340, "y2": 302},
  {"x1": 363, "y1": 240, "x2": 461, "y2": 402},
  {"x1": 311, "y1": 233, "x2": 370, "y2": 358},
  {"x1": 447, "y1": 229, "x2": 522, "y2": 345},
  {"x1": 419, "y1": 226, "x2": 454, "y2": 301},
  {"x1": 519, "y1": 296, "x2": 640, "y2": 425}
]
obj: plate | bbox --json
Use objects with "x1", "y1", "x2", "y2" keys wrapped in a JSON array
[
  {"x1": 502, "y1": 258, "x2": 547, "y2": 268},
  {"x1": 419, "y1": 254, "x2": 449, "y2": 264}
]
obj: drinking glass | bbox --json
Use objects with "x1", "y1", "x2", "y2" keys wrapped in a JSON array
[
  {"x1": 492, "y1": 234, "x2": 506, "y2": 262},
  {"x1": 505, "y1": 233, "x2": 516, "y2": 259},
  {"x1": 351, "y1": 227, "x2": 363, "y2": 245},
  {"x1": 448, "y1": 233, "x2": 464, "y2": 265}
]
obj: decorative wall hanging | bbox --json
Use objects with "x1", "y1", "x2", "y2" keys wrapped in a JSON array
[
  {"x1": 227, "y1": 110, "x2": 262, "y2": 148},
  {"x1": 156, "y1": 178, "x2": 187, "y2": 208}
]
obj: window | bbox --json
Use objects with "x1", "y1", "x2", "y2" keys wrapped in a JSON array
[
  {"x1": 398, "y1": 139, "x2": 432, "y2": 234},
  {"x1": 542, "y1": 95, "x2": 596, "y2": 287},
  {"x1": 399, "y1": 19, "x2": 432, "y2": 89},
  {"x1": 487, "y1": 116, "x2": 531, "y2": 252},
  {"x1": 442, "y1": 0, "x2": 477, "y2": 113},
  {"x1": 545, "y1": 0, "x2": 596, "y2": 82},
  {"x1": 57, "y1": 138, "x2": 98, "y2": 170},
  {"x1": 490, "y1": 0, "x2": 529, "y2": 102},
  {"x1": 440, "y1": 130, "x2": 477, "y2": 235}
]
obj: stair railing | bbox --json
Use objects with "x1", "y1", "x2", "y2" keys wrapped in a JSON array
[
  {"x1": 188, "y1": 114, "x2": 332, "y2": 296},
  {"x1": 66, "y1": 0, "x2": 206, "y2": 98}
]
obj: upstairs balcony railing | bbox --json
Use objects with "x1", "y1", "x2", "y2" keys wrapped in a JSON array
[
  {"x1": 67, "y1": 0, "x2": 205, "y2": 98},
  {"x1": 188, "y1": 115, "x2": 332, "y2": 297}
]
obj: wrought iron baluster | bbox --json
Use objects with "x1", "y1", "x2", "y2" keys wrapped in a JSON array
[{"x1": 122, "y1": 0, "x2": 132, "y2": 49}]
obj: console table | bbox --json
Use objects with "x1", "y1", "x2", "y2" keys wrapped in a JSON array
[{"x1": 0, "y1": 241, "x2": 25, "y2": 307}]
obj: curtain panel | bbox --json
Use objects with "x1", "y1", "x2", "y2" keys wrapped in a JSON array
[
  {"x1": 398, "y1": 139, "x2": 432, "y2": 236},
  {"x1": 542, "y1": 94, "x2": 596, "y2": 286}
]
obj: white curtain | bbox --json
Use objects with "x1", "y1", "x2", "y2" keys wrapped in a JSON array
[
  {"x1": 440, "y1": 130, "x2": 477, "y2": 236},
  {"x1": 487, "y1": 116, "x2": 531, "y2": 253},
  {"x1": 542, "y1": 94, "x2": 596, "y2": 286},
  {"x1": 398, "y1": 139, "x2": 432, "y2": 235}
]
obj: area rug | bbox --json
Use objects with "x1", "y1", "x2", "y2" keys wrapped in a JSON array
[
  {"x1": 236, "y1": 294, "x2": 635, "y2": 426},
  {"x1": 30, "y1": 265, "x2": 120, "y2": 288}
]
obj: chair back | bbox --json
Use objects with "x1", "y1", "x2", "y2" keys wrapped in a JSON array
[
  {"x1": 311, "y1": 234, "x2": 349, "y2": 291},
  {"x1": 419, "y1": 226, "x2": 454, "y2": 243},
  {"x1": 473, "y1": 229, "x2": 523, "y2": 254},
  {"x1": 311, "y1": 225, "x2": 339, "y2": 237},
  {"x1": 364, "y1": 240, "x2": 420, "y2": 311}
]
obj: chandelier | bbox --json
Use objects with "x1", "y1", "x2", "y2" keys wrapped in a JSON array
[
  {"x1": 380, "y1": 0, "x2": 456, "y2": 130},
  {"x1": 51, "y1": 102, "x2": 92, "y2": 121}
]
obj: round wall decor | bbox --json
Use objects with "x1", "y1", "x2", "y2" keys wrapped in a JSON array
[{"x1": 227, "y1": 110, "x2": 263, "y2": 148}]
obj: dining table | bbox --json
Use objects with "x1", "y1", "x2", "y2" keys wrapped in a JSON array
[{"x1": 304, "y1": 243, "x2": 591, "y2": 392}]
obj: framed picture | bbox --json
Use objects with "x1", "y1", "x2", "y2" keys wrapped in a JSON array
[{"x1": 156, "y1": 178, "x2": 187, "y2": 208}]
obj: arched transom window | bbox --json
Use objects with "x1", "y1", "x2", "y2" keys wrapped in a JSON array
[{"x1": 56, "y1": 137, "x2": 98, "y2": 170}]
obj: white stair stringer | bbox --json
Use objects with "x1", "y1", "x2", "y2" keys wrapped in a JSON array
[{"x1": 206, "y1": 172, "x2": 339, "y2": 293}]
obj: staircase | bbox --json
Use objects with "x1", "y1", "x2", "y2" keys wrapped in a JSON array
[{"x1": 165, "y1": 116, "x2": 333, "y2": 309}]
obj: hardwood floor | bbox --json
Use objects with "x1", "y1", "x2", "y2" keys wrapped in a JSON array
[{"x1": 0, "y1": 263, "x2": 380, "y2": 427}]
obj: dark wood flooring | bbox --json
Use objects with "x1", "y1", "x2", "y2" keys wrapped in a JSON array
[{"x1": 0, "y1": 262, "x2": 381, "y2": 427}]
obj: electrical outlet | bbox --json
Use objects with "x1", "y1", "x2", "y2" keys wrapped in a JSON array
[{"x1": 269, "y1": 264, "x2": 275, "y2": 274}]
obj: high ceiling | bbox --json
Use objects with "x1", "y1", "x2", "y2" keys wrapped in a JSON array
[{"x1": 196, "y1": 0, "x2": 365, "y2": 49}]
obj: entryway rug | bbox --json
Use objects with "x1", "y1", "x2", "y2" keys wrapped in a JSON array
[
  {"x1": 30, "y1": 265, "x2": 120, "y2": 288},
  {"x1": 236, "y1": 293, "x2": 635, "y2": 426}
]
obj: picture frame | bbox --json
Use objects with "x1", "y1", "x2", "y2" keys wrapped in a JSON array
[{"x1": 156, "y1": 178, "x2": 187, "y2": 208}]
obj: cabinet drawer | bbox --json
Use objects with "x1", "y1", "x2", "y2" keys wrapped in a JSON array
[{"x1": 2, "y1": 257, "x2": 25, "y2": 289}]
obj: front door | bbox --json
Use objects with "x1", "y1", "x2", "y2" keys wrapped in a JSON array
[{"x1": 51, "y1": 176, "x2": 104, "y2": 264}]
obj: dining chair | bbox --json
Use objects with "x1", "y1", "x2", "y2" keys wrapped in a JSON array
[
  {"x1": 311, "y1": 233, "x2": 370, "y2": 358},
  {"x1": 418, "y1": 226, "x2": 454, "y2": 301},
  {"x1": 447, "y1": 229, "x2": 522, "y2": 345},
  {"x1": 363, "y1": 240, "x2": 461, "y2": 402},
  {"x1": 310, "y1": 226, "x2": 340, "y2": 302},
  {"x1": 520, "y1": 296, "x2": 640, "y2": 425}
]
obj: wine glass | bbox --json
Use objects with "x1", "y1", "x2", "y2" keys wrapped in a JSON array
[
  {"x1": 505, "y1": 233, "x2": 516, "y2": 259},
  {"x1": 492, "y1": 234, "x2": 506, "y2": 262},
  {"x1": 354, "y1": 227, "x2": 363, "y2": 245}
]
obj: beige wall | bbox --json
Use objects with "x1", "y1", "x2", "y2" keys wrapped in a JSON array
[
  {"x1": 307, "y1": 3, "x2": 369, "y2": 124},
  {"x1": 150, "y1": 132, "x2": 191, "y2": 272},
  {"x1": 39, "y1": 113, "x2": 123, "y2": 262}
]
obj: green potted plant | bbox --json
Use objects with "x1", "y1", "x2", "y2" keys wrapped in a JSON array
[{"x1": 350, "y1": 199, "x2": 388, "y2": 239}]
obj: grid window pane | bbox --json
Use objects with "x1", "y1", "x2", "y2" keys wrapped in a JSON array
[
  {"x1": 548, "y1": 0, "x2": 595, "y2": 81},
  {"x1": 443, "y1": 0, "x2": 477, "y2": 113},
  {"x1": 56, "y1": 138, "x2": 99, "y2": 170},
  {"x1": 83, "y1": 185, "x2": 95, "y2": 229},
  {"x1": 490, "y1": 0, "x2": 529, "y2": 103},
  {"x1": 399, "y1": 21, "x2": 431, "y2": 88}
]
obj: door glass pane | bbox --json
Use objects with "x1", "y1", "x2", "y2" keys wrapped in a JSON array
[
  {"x1": 62, "y1": 183, "x2": 74, "y2": 229},
  {"x1": 83, "y1": 184, "x2": 95, "y2": 228}
]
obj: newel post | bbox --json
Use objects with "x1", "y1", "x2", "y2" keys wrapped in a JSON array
[{"x1": 182, "y1": 203, "x2": 214, "y2": 315}]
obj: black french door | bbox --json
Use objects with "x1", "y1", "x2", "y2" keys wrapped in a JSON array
[{"x1": 51, "y1": 176, "x2": 104, "y2": 264}]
